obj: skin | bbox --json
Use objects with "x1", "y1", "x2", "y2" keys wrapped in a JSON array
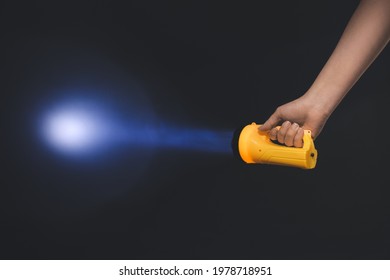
[{"x1": 260, "y1": 0, "x2": 390, "y2": 147}]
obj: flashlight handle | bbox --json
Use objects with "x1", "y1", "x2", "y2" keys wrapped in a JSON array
[{"x1": 273, "y1": 126, "x2": 313, "y2": 148}]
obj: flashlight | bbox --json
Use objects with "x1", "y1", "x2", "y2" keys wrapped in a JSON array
[{"x1": 233, "y1": 122, "x2": 318, "y2": 169}]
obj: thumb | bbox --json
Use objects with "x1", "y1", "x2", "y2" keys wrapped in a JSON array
[{"x1": 259, "y1": 111, "x2": 281, "y2": 131}]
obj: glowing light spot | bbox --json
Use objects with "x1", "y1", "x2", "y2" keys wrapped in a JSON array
[{"x1": 42, "y1": 105, "x2": 109, "y2": 154}]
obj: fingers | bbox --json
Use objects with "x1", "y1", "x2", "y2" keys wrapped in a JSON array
[
  {"x1": 269, "y1": 127, "x2": 278, "y2": 140},
  {"x1": 258, "y1": 108, "x2": 305, "y2": 147},
  {"x1": 293, "y1": 127, "x2": 304, "y2": 148},
  {"x1": 277, "y1": 121, "x2": 291, "y2": 144},
  {"x1": 270, "y1": 121, "x2": 304, "y2": 148},
  {"x1": 284, "y1": 122, "x2": 299, "y2": 147}
]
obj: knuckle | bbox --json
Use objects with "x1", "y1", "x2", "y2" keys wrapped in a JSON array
[
  {"x1": 294, "y1": 136, "x2": 303, "y2": 147},
  {"x1": 295, "y1": 141, "x2": 303, "y2": 148},
  {"x1": 277, "y1": 129, "x2": 286, "y2": 138},
  {"x1": 277, "y1": 135, "x2": 285, "y2": 143},
  {"x1": 284, "y1": 137, "x2": 293, "y2": 146},
  {"x1": 286, "y1": 128, "x2": 296, "y2": 138}
]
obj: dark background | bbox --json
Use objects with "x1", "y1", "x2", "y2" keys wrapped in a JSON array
[{"x1": 1, "y1": 0, "x2": 390, "y2": 259}]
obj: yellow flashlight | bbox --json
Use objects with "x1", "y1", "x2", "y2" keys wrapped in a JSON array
[{"x1": 235, "y1": 122, "x2": 318, "y2": 169}]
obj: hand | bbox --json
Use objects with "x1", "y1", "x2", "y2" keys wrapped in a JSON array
[{"x1": 259, "y1": 95, "x2": 330, "y2": 147}]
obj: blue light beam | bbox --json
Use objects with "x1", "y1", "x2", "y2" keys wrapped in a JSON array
[
  {"x1": 41, "y1": 101, "x2": 233, "y2": 157},
  {"x1": 117, "y1": 124, "x2": 233, "y2": 154}
]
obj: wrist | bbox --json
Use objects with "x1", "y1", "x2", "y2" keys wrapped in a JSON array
[{"x1": 302, "y1": 84, "x2": 348, "y2": 117}]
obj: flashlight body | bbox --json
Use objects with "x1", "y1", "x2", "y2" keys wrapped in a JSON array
[{"x1": 238, "y1": 123, "x2": 317, "y2": 169}]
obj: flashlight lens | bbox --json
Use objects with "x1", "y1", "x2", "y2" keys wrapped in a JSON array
[{"x1": 231, "y1": 125, "x2": 246, "y2": 163}]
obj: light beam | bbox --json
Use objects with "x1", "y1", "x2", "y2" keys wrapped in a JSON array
[{"x1": 40, "y1": 99, "x2": 233, "y2": 157}]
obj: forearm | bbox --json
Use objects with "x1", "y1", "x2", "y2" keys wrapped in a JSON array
[{"x1": 305, "y1": 0, "x2": 390, "y2": 115}]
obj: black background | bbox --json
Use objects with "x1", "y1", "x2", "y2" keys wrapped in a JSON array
[{"x1": 1, "y1": 0, "x2": 390, "y2": 259}]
